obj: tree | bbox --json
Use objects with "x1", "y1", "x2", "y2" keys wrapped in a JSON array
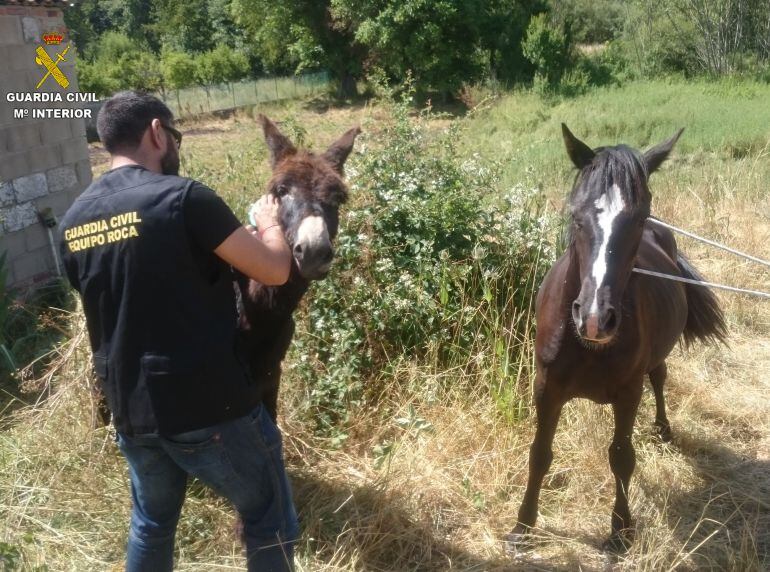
[
  {"x1": 335, "y1": 0, "x2": 487, "y2": 99},
  {"x1": 75, "y1": 32, "x2": 163, "y2": 97},
  {"x1": 151, "y1": 0, "x2": 216, "y2": 54},
  {"x1": 161, "y1": 50, "x2": 196, "y2": 112},
  {"x1": 162, "y1": 50, "x2": 197, "y2": 91},
  {"x1": 232, "y1": 0, "x2": 363, "y2": 97},
  {"x1": 547, "y1": 0, "x2": 625, "y2": 44},
  {"x1": 522, "y1": 13, "x2": 571, "y2": 87},
  {"x1": 478, "y1": 0, "x2": 547, "y2": 84},
  {"x1": 195, "y1": 45, "x2": 250, "y2": 86},
  {"x1": 65, "y1": 0, "x2": 158, "y2": 57},
  {"x1": 621, "y1": 0, "x2": 770, "y2": 77}
]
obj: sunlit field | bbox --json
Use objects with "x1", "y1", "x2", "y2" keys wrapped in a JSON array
[{"x1": 1, "y1": 79, "x2": 769, "y2": 571}]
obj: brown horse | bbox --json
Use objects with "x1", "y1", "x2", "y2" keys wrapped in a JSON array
[
  {"x1": 507, "y1": 124, "x2": 727, "y2": 552},
  {"x1": 237, "y1": 115, "x2": 361, "y2": 421}
]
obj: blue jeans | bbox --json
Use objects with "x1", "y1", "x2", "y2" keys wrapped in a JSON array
[{"x1": 116, "y1": 403, "x2": 298, "y2": 572}]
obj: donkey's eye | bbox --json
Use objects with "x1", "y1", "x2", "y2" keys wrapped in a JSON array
[
  {"x1": 276, "y1": 184, "x2": 290, "y2": 197},
  {"x1": 574, "y1": 220, "x2": 583, "y2": 230}
]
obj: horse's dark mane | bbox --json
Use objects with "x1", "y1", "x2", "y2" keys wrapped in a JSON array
[
  {"x1": 569, "y1": 145, "x2": 649, "y2": 211},
  {"x1": 563, "y1": 145, "x2": 650, "y2": 248}
]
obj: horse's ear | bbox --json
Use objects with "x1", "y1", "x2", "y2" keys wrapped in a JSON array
[
  {"x1": 323, "y1": 126, "x2": 362, "y2": 174},
  {"x1": 644, "y1": 128, "x2": 684, "y2": 175},
  {"x1": 258, "y1": 114, "x2": 297, "y2": 168},
  {"x1": 562, "y1": 123, "x2": 595, "y2": 169}
]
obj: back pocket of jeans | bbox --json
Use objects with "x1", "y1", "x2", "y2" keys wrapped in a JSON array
[{"x1": 251, "y1": 405, "x2": 282, "y2": 452}]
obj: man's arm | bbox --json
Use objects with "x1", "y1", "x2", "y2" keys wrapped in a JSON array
[
  {"x1": 184, "y1": 184, "x2": 291, "y2": 286},
  {"x1": 215, "y1": 225, "x2": 291, "y2": 286}
]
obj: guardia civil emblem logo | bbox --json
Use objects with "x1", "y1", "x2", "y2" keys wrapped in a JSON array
[{"x1": 35, "y1": 33, "x2": 71, "y2": 90}]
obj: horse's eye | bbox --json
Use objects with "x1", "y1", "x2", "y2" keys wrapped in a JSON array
[
  {"x1": 275, "y1": 184, "x2": 290, "y2": 197},
  {"x1": 574, "y1": 220, "x2": 583, "y2": 230}
]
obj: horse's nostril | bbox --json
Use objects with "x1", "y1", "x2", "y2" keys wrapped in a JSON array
[
  {"x1": 293, "y1": 244, "x2": 303, "y2": 256},
  {"x1": 572, "y1": 301, "x2": 581, "y2": 316},
  {"x1": 322, "y1": 249, "x2": 334, "y2": 264}
]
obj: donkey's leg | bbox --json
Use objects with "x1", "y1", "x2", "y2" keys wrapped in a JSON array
[
  {"x1": 648, "y1": 362, "x2": 672, "y2": 442},
  {"x1": 509, "y1": 383, "x2": 564, "y2": 541},
  {"x1": 606, "y1": 387, "x2": 642, "y2": 552}
]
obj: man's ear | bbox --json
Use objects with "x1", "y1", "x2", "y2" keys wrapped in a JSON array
[
  {"x1": 562, "y1": 123, "x2": 595, "y2": 169},
  {"x1": 644, "y1": 128, "x2": 684, "y2": 175},
  {"x1": 149, "y1": 118, "x2": 165, "y2": 150},
  {"x1": 322, "y1": 126, "x2": 362, "y2": 174},
  {"x1": 258, "y1": 114, "x2": 297, "y2": 168}
]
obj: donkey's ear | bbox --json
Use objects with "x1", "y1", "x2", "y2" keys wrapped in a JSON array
[
  {"x1": 562, "y1": 123, "x2": 595, "y2": 169},
  {"x1": 323, "y1": 126, "x2": 362, "y2": 174},
  {"x1": 644, "y1": 128, "x2": 684, "y2": 175},
  {"x1": 258, "y1": 114, "x2": 297, "y2": 168}
]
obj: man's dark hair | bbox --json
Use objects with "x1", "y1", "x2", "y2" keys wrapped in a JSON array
[{"x1": 97, "y1": 91, "x2": 174, "y2": 153}]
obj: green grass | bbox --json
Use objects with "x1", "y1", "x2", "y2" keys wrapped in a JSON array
[{"x1": 461, "y1": 78, "x2": 770, "y2": 199}]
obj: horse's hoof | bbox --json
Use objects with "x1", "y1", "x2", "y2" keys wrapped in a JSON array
[
  {"x1": 603, "y1": 530, "x2": 633, "y2": 553},
  {"x1": 654, "y1": 421, "x2": 673, "y2": 443},
  {"x1": 503, "y1": 530, "x2": 532, "y2": 556}
]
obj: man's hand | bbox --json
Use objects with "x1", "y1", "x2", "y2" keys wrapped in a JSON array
[
  {"x1": 249, "y1": 194, "x2": 281, "y2": 233},
  {"x1": 215, "y1": 195, "x2": 292, "y2": 286}
]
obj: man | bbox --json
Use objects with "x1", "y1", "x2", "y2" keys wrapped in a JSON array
[{"x1": 59, "y1": 91, "x2": 298, "y2": 571}]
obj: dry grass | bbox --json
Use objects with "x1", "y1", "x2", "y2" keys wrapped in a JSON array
[{"x1": 1, "y1": 85, "x2": 769, "y2": 570}]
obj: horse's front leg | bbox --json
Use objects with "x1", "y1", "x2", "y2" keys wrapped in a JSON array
[
  {"x1": 606, "y1": 384, "x2": 642, "y2": 552},
  {"x1": 507, "y1": 379, "x2": 564, "y2": 548},
  {"x1": 648, "y1": 362, "x2": 672, "y2": 442}
]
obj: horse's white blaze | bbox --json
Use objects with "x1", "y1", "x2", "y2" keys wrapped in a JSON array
[
  {"x1": 589, "y1": 183, "x2": 626, "y2": 314},
  {"x1": 296, "y1": 214, "x2": 330, "y2": 267}
]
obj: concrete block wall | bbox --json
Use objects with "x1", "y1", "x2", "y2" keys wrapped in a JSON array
[{"x1": 0, "y1": 3, "x2": 91, "y2": 289}]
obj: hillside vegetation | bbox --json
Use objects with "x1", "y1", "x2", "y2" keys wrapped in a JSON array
[{"x1": 1, "y1": 79, "x2": 769, "y2": 570}]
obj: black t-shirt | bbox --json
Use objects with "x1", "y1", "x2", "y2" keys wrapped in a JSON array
[{"x1": 183, "y1": 182, "x2": 242, "y2": 280}]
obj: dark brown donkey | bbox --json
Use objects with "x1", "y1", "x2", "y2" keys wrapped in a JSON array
[
  {"x1": 507, "y1": 125, "x2": 726, "y2": 552},
  {"x1": 237, "y1": 115, "x2": 360, "y2": 421}
]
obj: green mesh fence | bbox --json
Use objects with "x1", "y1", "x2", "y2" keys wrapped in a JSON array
[{"x1": 157, "y1": 71, "x2": 331, "y2": 118}]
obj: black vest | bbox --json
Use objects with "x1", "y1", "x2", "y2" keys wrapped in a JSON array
[{"x1": 60, "y1": 165, "x2": 256, "y2": 435}]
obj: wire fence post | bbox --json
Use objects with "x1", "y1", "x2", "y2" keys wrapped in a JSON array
[{"x1": 231, "y1": 82, "x2": 236, "y2": 108}]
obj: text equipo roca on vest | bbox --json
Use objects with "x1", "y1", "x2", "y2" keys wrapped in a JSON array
[{"x1": 64, "y1": 211, "x2": 142, "y2": 253}]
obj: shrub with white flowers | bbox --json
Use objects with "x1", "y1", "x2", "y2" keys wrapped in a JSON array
[{"x1": 290, "y1": 89, "x2": 557, "y2": 435}]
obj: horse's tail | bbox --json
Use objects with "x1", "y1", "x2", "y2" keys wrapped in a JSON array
[{"x1": 677, "y1": 253, "x2": 728, "y2": 346}]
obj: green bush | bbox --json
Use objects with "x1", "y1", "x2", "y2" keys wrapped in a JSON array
[
  {"x1": 290, "y1": 88, "x2": 556, "y2": 434},
  {"x1": 522, "y1": 13, "x2": 571, "y2": 89},
  {"x1": 161, "y1": 50, "x2": 197, "y2": 91},
  {"x1": 76, "y1": 32, "x2": 163, "y2": 97},
  {"x1": 564, "y1": 43, "x2": 630, "y2": 93},
  {"x1": 548, "y1": 0, "x2": 625, "y2": 44},
  {"x1": 194, "y1": 45, "x2": 250, "y2": 86}
]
